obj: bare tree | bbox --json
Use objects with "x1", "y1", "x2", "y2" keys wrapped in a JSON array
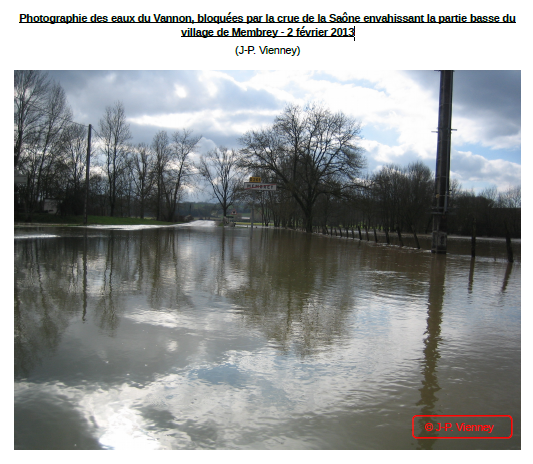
[
  {"x1": 403, "y1": 161, "x2": 433, "y2": 232},
  {"x1": 240, "y1": 104, "x2": 365, "y2": 232},
  {"x1": 59, "y1": 123, "x2": 88, "y2": 214},
  {"x1": 497, "y1": 185, "x2": 521, "y2": 208},
  {"x1": 371, "y1": 162, "x2": 433, "y2": 234},
  {"x1": 152, "y1": 130, "x2": 172, "y2": 220},
  {"x1": 18, "y1": 81, "x2": 73, "y2": 213},
  {"x1": 14, "y1": 70, "x2": 51, "y2": 167},
  {"x1": 130, "y1": 143, "x2": 155, "y2": 219},
  {"x1": 160, "y1": 129, "x2": 201, "y2": 221},
  {"x1": 99, "y1": 101, "x2": 132, "y2": 216},
  {"x1": 497, "y1": 185, "x2": 521, "y2": 237},
  {"x1": 197, "y1": 146, "x2": 243, "y2": 218}
]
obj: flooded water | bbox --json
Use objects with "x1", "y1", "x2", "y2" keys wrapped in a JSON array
[{"x1": 14, "y1": 224, "x2": 521, "y2": 449}]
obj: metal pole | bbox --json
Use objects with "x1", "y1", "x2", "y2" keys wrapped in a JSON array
[
  {"x1": 84, "y1": 124, "x2": 92, "y2": 225},
  {"x1": 431, "y1": 71, "x2": 453, "y2": 254},
  {"x1": 250, "y1": 191, "x2": 255, "y2": 238}
]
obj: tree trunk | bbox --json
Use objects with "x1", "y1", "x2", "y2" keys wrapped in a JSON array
[
  {"x1": 413, "y1": 229, "x2": 420, "y2": 249},
  {"x1": 305, "y1": 212, "x2": 313, "y2": 233},
  {"x1": 471, "y1": 218, "x2": 476, "y2": 258},
  {"x1": 396, "y1": 227, "x2": 404, "y2": 247},
  {"x1": 504, "y1": 220, "x2": 513, "y2": 263}
]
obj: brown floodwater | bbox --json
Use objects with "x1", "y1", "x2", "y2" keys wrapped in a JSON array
[{"x1": 14, "y1": 224, "x2": 520, "y2": 449}]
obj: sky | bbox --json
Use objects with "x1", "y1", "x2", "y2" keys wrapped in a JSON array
[{"x1": 48, "y1": 70, "x2": 521, "y2": 198}]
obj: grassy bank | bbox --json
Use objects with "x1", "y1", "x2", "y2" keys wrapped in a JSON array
[{"x1": 15, "y1": 214, "x2": 181, "y2": 227}]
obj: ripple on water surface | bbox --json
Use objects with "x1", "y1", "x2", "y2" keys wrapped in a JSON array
[{"x1": 14, "y1": 227, "x2": 521, "y2": 449}]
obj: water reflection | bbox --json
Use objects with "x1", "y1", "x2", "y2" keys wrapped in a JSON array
[
  {"x1": 502, "y1": 263, "x2": 513, "y2": 293},
  {"x1": 230, "y1": 231, "x2": 355, "y2": 357},
  {"x1": 14, "y1": 226, "x2": 521, "y2": 449},
  {"x1": 15, "y1": 237, "x2": 82, "y2": 378},
  {"x1": 468, "y1": 258, "x2": 475, "y2": 294},
  {"x1": 82, "y1": 232, "x2": 88, "y2": 322}
]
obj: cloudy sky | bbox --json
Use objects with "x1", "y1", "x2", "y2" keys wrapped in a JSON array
[{"x1": 48, "y1": 70, "x2": 521, "y2": 197}]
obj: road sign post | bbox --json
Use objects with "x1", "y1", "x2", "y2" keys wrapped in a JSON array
[
  {"x1": 244, "y1": 180, "x2": 277, "y2": 238},
  {"x1": 251, "y1": 191, "x2": 255, "y2": 233}
]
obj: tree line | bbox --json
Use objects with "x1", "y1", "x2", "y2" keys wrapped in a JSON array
[
  {"x1": 14, "y1": 71, "x2": 205, "y2": 221},
  {"x1": 14, "y1": 70, "x2": 520, "y2": 238}
]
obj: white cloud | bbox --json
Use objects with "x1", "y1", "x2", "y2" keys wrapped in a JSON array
[
  {"x1": 452, "y1": 116, "x2": 522, "y2": 151},
  {"x1": 451, "y1": 150, "x2": 521, "y2": 190},
  {"x1": 173, "y1": 84, "x2": 187, "y2": 98},
  {"x1": 129, "y1": 108, "x2": 279, "y2": 136},
  {"x1": 360, "y1": 139, "x2": 406, "y2": 164},
  {"x1": 49, "y1": 70, "x2": 521, "y2": 191}
]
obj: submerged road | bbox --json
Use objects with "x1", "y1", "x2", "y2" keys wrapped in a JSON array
[{"x1": 176, "y1": 220, "x2": 217, "y2": 227}]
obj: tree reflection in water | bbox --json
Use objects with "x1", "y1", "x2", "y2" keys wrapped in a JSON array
[{"x1": 14, "y1": 226, "x2": 520, "y2": 449}]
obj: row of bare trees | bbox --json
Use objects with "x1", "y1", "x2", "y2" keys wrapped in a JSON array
[
  {"x1": 245, "y1": 167, "x2": 520, "y2": 239},
  {"x1": 240, "y1": 161, "x2": 433, "y2": 233},
  {"x1": 236, "y1": 103, "x2": 520, "y2": 238},
  {"x1": 12, "y1": 72, "x2": 379, "y2": 226},
  {"x1": 447, "y1": 185, "x2": 521, "y2": 238},
  {"x1": 14, "y1": 71, "x2": 205, "y2": 220},
  {"x1": 15, "y1": 71, "x2": 520, "y2": 237},
  {"x1": 132, "y1": 128, "x2": 202, "y2": 221},
  {"x1": 236, "y1": 104, "x2": 437, "y2": 235}
]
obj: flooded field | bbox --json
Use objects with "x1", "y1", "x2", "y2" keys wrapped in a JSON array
[{"x1": 14, "y1": 224, "x2": 521, "y2": 449}]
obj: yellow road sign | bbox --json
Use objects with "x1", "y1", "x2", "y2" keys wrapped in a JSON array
[{"x1": 249, "y1": 177, "x2": 261, "y2": 183}]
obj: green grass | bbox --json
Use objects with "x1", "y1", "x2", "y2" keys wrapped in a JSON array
[{"x1": 15, "y1": 213, "x2": 181, "y2": 226}]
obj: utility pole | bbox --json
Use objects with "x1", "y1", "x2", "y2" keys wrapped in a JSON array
[
  {"x1": 431, "y1": 71, "x2": 454, "y2": 254},
  {"x1": 84, "y1": 124, "x2": 92, "y2": 225}
]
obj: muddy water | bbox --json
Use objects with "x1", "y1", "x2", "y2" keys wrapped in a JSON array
[{"x1": 14, "y1": 225, "x2": 520, "y2": 449}]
